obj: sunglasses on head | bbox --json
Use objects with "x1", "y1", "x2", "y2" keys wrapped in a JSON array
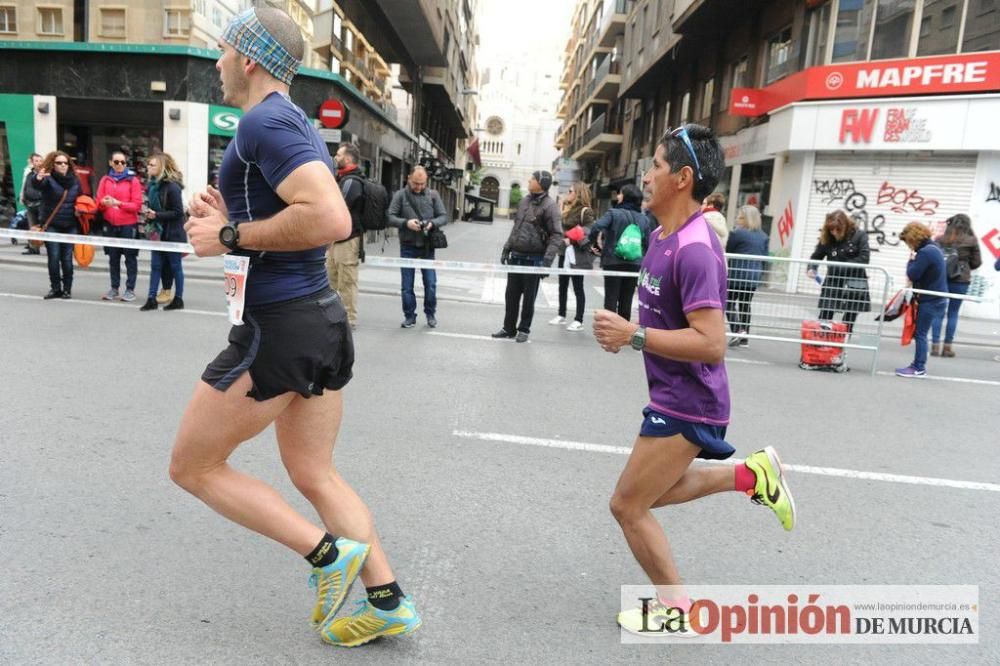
[
  {"x1": 669, "y1": 126, "x2": 703, "y2": 182},
  {"x1": 54, "y1": 160, "x2": 69, "y2": 165},
  {"x1": 112, "y1": 159, "x2": 127, "y2": 165}
]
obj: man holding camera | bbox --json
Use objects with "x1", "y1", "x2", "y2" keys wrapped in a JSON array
[{"x1": 387, "y1": 166, "x2": 449, "y2": 328}]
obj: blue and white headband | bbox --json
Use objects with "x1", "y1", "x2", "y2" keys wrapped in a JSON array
[{"x1": 222, "y1": 9, "x2": 301, "y2": 85}]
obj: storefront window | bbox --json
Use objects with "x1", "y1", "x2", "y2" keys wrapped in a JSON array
[
  {"x1": 917, "y1": 0, "x2": 963, "y2": 55},
  {"x1": 832, "y1": 0, "x2": 875, "y2": 63},
  {"x1": 963, "y1": 0, "x2": 1000, "y2": 52},
  {"x1": 870, "y1": 0, "x2": 916, "y2": 60},
  {"x1": 208, "y1": 135, "x2": 230, "y2": 189}
]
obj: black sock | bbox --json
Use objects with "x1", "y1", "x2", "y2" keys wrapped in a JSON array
[
  {"x1": 366, "y1": 581, "x2": 404, "y2": 611},
  {"x1": 305, "y1": 533, "x2": 339, "y2": 568}
]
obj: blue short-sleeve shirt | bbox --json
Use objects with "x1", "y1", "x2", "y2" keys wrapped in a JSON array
[{"x1": 219, "y1": 92, "x2": 335, "y2": 306}]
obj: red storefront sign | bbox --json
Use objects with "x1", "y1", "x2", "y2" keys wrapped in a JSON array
[{"x1": 729, "y1": 52, "x2": 1000, "y2": 117}]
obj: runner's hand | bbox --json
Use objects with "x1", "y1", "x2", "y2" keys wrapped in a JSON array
[
  {"x1": 593, "y1": 309, "x2": 633, "y2": 353},
  {"x1": 185, "y1": 199, "x2": 227, "y2": 257}
]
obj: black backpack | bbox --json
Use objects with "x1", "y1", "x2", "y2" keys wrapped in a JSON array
[
  {"x1": 344, "y1": 174, "x2": 388, "y2": 231},
  {"x1": 942, "y1": 245, "x2": 963, "y2": 281}
]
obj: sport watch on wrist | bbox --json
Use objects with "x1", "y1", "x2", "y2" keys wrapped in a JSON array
[
  {"x1": 629, "y1": 326, "x2": 647, "y2": 351},
  {"x1": 219, "y1": 221, "x2": 240, "y2": 251}
]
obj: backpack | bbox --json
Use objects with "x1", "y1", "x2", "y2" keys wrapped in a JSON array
[
  {"x1": 614, "y1": 210, "x2": 644, "y2": 261},
  {"x1": 942, "y1": 245, "x2": 963, "y2": 281},
  {"x1": 344, "y1": 174, "x2": 388, "y2": 231}
]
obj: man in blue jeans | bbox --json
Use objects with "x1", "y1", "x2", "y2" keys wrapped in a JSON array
[{"x1": 387, "y1": 167, "x2": 448, "y2": 328}]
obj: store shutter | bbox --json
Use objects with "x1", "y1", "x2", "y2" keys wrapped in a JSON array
[{"x1": 802, "y1": 153, "x2": 976, "y2": 288}]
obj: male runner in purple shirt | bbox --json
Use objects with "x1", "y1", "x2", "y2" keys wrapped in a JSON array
[{"x1": 592, "y1": 124, "x2": 796, "y2": 635}]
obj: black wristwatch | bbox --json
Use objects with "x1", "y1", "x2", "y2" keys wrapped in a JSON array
[
  {"x1": 219, "y1": 221, "x2": 240, "y2": 251},
  {"x1": 630, "y1": 326, "x2": 647, "y2": 351}
]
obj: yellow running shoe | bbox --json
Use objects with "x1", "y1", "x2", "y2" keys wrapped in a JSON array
[
  {"x1": 320, "y1": 596, "x2": 422, "y2": 647},
  {"x1": 744, "y1": 446, "x2": 796, "y2": 531},
  {"x1": 308, "y1": 537, "x2": 370, "y2": 629}
]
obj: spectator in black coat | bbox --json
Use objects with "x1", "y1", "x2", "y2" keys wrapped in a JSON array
[
  {"x1": 140, "y1": 153, "x2": 187, "y2": 311},
  {"x1": 35, "y1": 151, "x2": 81, "y2": 299}
]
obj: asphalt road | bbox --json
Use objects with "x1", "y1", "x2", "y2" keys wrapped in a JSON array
[{"x1": 1, "y1": 261, "x2": 998, "y2": 665}]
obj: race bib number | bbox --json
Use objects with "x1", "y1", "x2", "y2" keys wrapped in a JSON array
[{"x1": 223, "y1": 255, "x2": 251, "y2": 325}]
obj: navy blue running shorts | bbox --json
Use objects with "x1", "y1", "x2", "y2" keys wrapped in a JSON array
[
  {"x1": 202, "y1": 289, "x2": 354, "y2": 401},
  {"x1": 639, "y1": 407, "x2": 736, "y2": 460}
]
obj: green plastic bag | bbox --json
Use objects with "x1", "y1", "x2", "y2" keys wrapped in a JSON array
[{"x1": 614, "y1": 221, "x2": 644, "y2": 261}]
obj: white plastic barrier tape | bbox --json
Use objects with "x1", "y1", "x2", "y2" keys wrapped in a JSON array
[{"x1": 0, "y1": 228, "x2": 642, "y2": 278}]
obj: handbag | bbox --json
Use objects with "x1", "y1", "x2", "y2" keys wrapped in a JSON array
[
  {"x1": 74, "y1": 242, "x2": 95, "y2": 267},
  {"x1": 29, "y1": 188, "x2": 69, "y2": 249}
]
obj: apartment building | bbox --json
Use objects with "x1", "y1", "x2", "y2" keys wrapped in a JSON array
[
  {"x1": 337, "y1": 0, "x2": 480, "y2": 216},
  {"x1": 0, "y1": 0, "x2": 436, "y2": 209},
  {"x1": 554, "y1": 0, "x2": 1000, "y2": 318}
]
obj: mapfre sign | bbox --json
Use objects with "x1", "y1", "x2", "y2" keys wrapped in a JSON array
[{"x1": 730, "y1": 52, "x2": 1000, "y2": 117}]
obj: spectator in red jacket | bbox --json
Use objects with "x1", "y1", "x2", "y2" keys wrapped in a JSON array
[{"x1": 97, "y1": 151, "x2": 144, "y2": 302}]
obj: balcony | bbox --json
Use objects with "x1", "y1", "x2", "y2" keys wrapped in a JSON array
[
  {"x1": 571, "y1": 112, "x2": 623, "y2": 161},
  {"x1": 597, "y1": 0, "x2": 628, "y2": 48},
  {"x1": 585, "y1": 55, "x2": 621, "y2": 102},
  {"x1": 331, "y1": 35, "x2": 344, "y2": 57}
]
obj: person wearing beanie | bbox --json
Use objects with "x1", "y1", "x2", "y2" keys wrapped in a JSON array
[
  {"x1": 172, "y1": 6, "x2": 421, "y2": 649},
  {"x1": 492, "y1": 170, "x2": 564, "y2": 342}
]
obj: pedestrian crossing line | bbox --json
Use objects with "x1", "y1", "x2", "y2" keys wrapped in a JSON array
[{"x1": 452, "y1": 430, "x2": 1000, "y2": 493}]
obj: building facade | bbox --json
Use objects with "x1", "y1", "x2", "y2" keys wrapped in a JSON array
[
  {"x1": 0, "y1": 0, "x2": 477, "y2": 221},
  {"x1": 476, "y1": 63, "x2": 562, "y2": 215},
  {"x1": 554, "y1": 0, "x2": 1000, "y2": 319}
]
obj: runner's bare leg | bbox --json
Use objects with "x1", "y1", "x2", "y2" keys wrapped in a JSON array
[
  {"x1": 275, "y1": 389, "x2": 395, "y2": 586},
  {"x1": 169, "y1": 373, "x2": 325, "y2": 556}
]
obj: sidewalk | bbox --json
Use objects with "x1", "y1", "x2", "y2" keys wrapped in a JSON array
[{"x1": 3, "y1": 220, "x2": 999, "y2": 349}]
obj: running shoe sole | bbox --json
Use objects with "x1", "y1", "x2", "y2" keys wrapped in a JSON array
[{"x1": 763, "y1": 445, "x2": 796, "y2": 531}]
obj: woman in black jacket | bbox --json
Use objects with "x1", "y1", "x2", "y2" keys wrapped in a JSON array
[
  {"x1": 140, "y1": 153, "x2": 186, "y2": 311},
  {"x1": 587, "y1": 184, "x2": 652, "y2": 319},
  {"x1": 36, "y1": 151, "x2": 81, "y2": 300},
  {"x1": 806, "y1": 210, "x2": 871, "y2": 333},
  {"x1": 930, "y1": 214, "x2": 982, "y2": 357}
]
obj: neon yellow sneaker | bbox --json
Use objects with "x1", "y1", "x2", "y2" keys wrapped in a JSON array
[
  {"x1": 617, "y1": 601, "x2": 698, "y2": 638},
  {"x1": 320, "y1": 596, "x2": 422, "y2": 647},
  {"x1": 744, "y1": 446, "x2": 796, "y2": 531},
  {"x1": 308, "y1": 537, "x2": 370, "y2": 629}
]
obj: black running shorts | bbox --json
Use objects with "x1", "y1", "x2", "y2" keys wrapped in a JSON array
[{"x1": 202, "y1": 289, "x2": 354, "y2": 401}]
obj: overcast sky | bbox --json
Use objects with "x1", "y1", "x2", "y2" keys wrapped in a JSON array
[{"x1": 477, "y1": 0, "x2": 576, "y2": 73}]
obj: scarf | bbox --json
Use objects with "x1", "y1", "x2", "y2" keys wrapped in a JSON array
[
  {"x1": 52, "y1": 171, "x2": 77, "y2": 190},
  {"x1": 147, "y1": 178, "x2": 162, "y2": 212},
  {"x1": 337, "y1": 164, "x2": 359, "y2": 180},
  {"x1": 108, "y1": 168, "x2": 135, "y2": 183}
]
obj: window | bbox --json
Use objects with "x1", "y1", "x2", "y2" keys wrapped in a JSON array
[
  {"x1": 99, "y1": 7, "x2": 126, "y2": 38},
  {"x1": 870, "y1": 0, "x2": 916, "y2": 60},
  {"x1": 700, "y1": 78, "x2": 714, "y2": 120},
  {"x1": 333, "y1": 14, "x2": 342, "y2": 38},
  {"x1": 164, "y1": 9, "x2": 190, "y2": 37},
  {"x1": 964, "y1": 0, "x2": 1000, "y2": 50},
  {"x1": 805, "y1": 1, "x2": 832, "y2": 66},
  {"x1": 193, "y1": 0, "x2": 206, "y2": 15},
  {"x1": 679, "y1": 91, "x2": 690, "y2": 124},
  {"x1": 764, "y1": 27, "x2": 793, "y2": 84},
  {"x1": 662, "y1": 100, "x2": 671, "y2": 131},
  {"x1": 37, "y1": 7, "x2": 63, "y2": 35},
  {"x1": 832, "y1": 0, "x2": 876, "y2": 62},
  {"x1": 345, "y1": 29, "x2": 353, "y2": 51},
  {"x1": 918, "y1": 0, "x2": 962, "y2": 54},
  {"x1": 330, "y1": 56, "x2": 340, "y2": 73},
  {"x1": 0, "y1": 6, "x2": 16, "y2": 33},
  {"x1": 212, "y1": 6, "x2": 222, "y2": 28}
]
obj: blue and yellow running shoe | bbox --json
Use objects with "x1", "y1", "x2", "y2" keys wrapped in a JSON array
[
  {"x1": 320, "y1": 596, "x2": 422, "y2": 647},
  {"x1": 308, "y1": 537, "x2": 370, "y2": 629},
  {"x1": 744, "y1": 446, "x2": 796, "y2": 531}
]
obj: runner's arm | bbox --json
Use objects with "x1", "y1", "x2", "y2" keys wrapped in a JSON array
[
  {"x1": 593, "y1": 307, "x2": 726, "y2": 364},
  {"x1": 230, "y1": 161, "x2": 351, "y2": 251}
]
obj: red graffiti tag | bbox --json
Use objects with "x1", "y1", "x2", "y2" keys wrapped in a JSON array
[
  {"x1": 876, "y1": 181, "x2": 939, "y2": 216},
  {"x1": 777, "y1": 201, "x2": 795, "y2": 247}
]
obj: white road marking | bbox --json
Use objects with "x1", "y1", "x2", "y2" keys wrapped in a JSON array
[
  {"x1": 452, "y1": 430, "x2": 1000, "y2": 493},
  {"x1": 0, "y1": 292, "x2": 225, "y2": 317},
  {"x1": 875, "y1": 371, "x2": 1000, "y2": 387},
  {"x1": 725, "y1": 357, "x2": 773, "y2": 366},
  {"x1": 427, "y1": 331, "x2": 527, "y2": 342}
]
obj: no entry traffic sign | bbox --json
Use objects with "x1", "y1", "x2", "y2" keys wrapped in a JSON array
[{"x1": 318, "y1": 99, "x2": 349, "y2": 129}]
